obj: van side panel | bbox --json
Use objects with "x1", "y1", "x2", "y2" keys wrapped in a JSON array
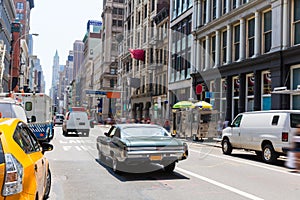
[{"x1": 240, "y1": 113, "x2": 286, "y2": 151}]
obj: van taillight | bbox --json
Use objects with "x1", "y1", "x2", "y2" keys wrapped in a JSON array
[{"x1": 282, "y1": 132, "x2": 288, "y2": 142}]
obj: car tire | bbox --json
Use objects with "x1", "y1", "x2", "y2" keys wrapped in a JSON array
[
  {"x1": 164, "y1": 162, "x2": 176, "y2": 173},
  {"x1": 99, "y1": 151, "x2": 105, "y2": 163},
  {"x1": 43, "y1": 168, "x2": 51, "y2": 200},
  {"x1": 112, "y1": 158, "x2": 123, "y2": 174},
  {"x1": 222, "y1": 138, "x2": 232, "y2": 155},
  {"x1": 262, "y1": 144, "x2": 277, "y2": 163}
]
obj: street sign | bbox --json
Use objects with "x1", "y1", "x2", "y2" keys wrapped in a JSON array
[{"x1": 85, "y1": 90, "x2": 107, "y2": 95}]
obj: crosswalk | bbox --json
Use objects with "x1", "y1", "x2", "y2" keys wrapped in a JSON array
[{"x1": 58, "y1": 139, "x2": 97, "y2": 151}]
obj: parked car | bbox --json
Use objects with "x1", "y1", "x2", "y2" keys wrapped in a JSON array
[
  {"x1": 96, "y1": 124, "x2": 188, "y2": 173},
  {"x1": 221, "y1": 110, "x2": 300, "y2": 163},
  {"x1": 54, "y1": 114, "x2": 64, "y2": 125},
  {"x1": 0, "y1": 118, "x2": 53, "y2": 199},
  {"x1": 62, "y1": 111, "x2": 90, "y2": 136}
]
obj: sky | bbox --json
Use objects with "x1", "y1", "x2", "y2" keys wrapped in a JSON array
[{"x1": 30, "y1": 0, "x2": 103, "y2": 94}]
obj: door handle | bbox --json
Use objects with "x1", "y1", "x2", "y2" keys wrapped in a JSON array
[
  {"x1": 239, "y1": 132, "x2": 240, "y2": 136},
  {"x1": 34, "y1": 164, "x2": 38, "y2": 172},
  {"x1": 42, "y1": 159, "x2": 44, "y2": 165}
]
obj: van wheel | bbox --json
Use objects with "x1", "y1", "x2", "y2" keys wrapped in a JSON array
[
  {"x1": 262, "y1": 144, "x2": 277, "y2": 163},
  {"x1": 222, "y1": 139, "x2": 232, "y2": 155}
]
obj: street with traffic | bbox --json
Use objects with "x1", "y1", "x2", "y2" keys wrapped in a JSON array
[{"x1": 46, "y1": 124, "x2": 300, "y2": 200}]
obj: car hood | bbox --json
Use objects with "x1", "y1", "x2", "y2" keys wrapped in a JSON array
[{"x1": 123, "y1": 136, "x2": 183, "y2": 147}]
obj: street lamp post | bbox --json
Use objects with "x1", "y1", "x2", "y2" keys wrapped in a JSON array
[{"x1": 10, "y1": 30, "x2": 38, "y2": 92}]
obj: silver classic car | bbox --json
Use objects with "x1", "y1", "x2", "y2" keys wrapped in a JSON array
[{"x1": 96, "y1": 124, "x2": 188, "y2": 173}]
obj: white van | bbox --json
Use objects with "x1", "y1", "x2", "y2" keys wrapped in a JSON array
[
  {"x1": 221, "y1": 110, "x2": 300, "y2": 163},
  {"x1": 62, "y1": 111, "x2": 90, "y2": 137}
]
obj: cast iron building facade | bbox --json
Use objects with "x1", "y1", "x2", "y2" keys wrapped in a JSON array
[{"x1": 191, "y1": 0, "x2": 300, "y2": 122}]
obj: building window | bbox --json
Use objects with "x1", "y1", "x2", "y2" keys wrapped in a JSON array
[
  {"x1": 222, "y1": 0, "x2": 227, "y2": 15},
  {"x1": 291, "y1": 66, "x2": 300, "y2": 109},
  {"x1": 220, "y1": 79, "x2": 227, "y2": 119},
  {"x1": 232, "y1": 0, "x2": 237, "y2": 9},
  {"x1": 202, "y1": 0, "x2": 207, "y2": 25},
  {"x1": 233, "y1": 24, "x2": 240, "y2": 61},
  {"x1": 201, "y1": 39, "x2": 206, "y2": 71},
  {"x1": 262, "y1": 71, "x2": 271, "y2": 110},
  {"x1": 211, "y1": 35, "x2": 216, "y2": 66},
  {"x1": 263, "y1": 10, "x2": 272, "y2": 53},
  {"x1": 247, "y1": 18, "x2": 255, "y2": 58},
  {"x1": 221, "y1": 30, "x2": 227, "y2": 64},
  {"x1": 144, "y1": 5, "x2": 147, "y2": 19},
  {"x1": 16, "y1": 2, "x2": 24, "y2": 10},
  {"x1": 246, "y1": 74, "x2": 254, "y2": 111},
  {"x1": 16, "y1": 13, "x2": 23, "y2": 20},
  {"x1": 293, "y1": 0, "x2": 300, "y2": 45},
  {"x1": 232, "y1": 76, "x2": 240, "y2": 118},
  {"x1": 212, "y1": 0, "x2": 217, "y2": 20}
]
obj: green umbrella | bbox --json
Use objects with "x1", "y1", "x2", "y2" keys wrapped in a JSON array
[{"x1": 172, "y1": 101, "x2": 195, "y2": 109}]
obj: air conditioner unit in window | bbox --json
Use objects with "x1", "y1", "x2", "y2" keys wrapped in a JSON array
[{"x1": 273, "y1": 86, "x2": 287, "y2": 91}]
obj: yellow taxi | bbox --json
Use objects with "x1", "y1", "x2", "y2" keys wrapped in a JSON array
[{"x1": 0, "y1": 118, "x2": 53, "y2": 200}]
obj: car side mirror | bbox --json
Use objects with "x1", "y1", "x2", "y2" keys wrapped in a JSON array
[
  {"x1": 31, "y1": 116, "x2": 36, "y2": 123},
  {"x1": 104, "y1": 132, "x2": 109, "y2": 137},
  {"x1": 41, "y1": 143, "x2": 53, "y2": 154}
]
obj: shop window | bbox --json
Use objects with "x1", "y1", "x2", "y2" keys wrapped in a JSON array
[{"x1": 262, "y1": 71, "x2": 271, "y2": 110}]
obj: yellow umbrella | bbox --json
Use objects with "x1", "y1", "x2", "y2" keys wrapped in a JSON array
[
  {"x1": 172, "y1": 101, "x2": 195, "y2": 109},
  {"x1": 194, "y1": 101, "x2": 213, "y2": 110}
]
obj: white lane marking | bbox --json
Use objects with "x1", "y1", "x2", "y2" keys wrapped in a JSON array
[
  {"x1": 75, "y1": 146, "x2": 82, "y2": 151},
  {"x1": 189, "y1": 149, "x2": 290, "y2": 174},
  {"x1": 62, "y1": 146, "x2": 72, "y2": 151},
  {"x1": 176, "y1": 167, "x2": 264, "y2": 200}
]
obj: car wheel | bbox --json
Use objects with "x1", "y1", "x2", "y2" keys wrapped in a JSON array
[
  {"x1": 222, "y1": 138, "x2": 232, "y2": 155},
  {"x1": 262, "y1": 144, "x2": 277, "y2": 163},
  {"x1": 164, "y1": 162, "x2": 176, "y2": 173},
  {"x1": 99, "y1": 151, "x2": 105, "y2": 163},
  {"x1": 112, "y1": 158, "x2": 123, "y2": 174},
  {"x1": 43, "y1": 168, "x2": 51, "y2": 199}
]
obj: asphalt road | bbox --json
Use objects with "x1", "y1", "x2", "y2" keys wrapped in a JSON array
[{"x1": 45, "y1": 125, "x2": 300, "y2": 200}]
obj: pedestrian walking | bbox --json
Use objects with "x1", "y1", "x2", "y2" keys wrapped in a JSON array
[
  {"x1": 163, "y1": 120, "x2": 171, "y2": 132},
  {"x1": 287, "y1": 125, "x2": 300, "y2": 172}
]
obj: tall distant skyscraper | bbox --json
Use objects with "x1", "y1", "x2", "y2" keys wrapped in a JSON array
[
  {"x1": 51, "y1": 50, "x2": 60, "y2": 87},
  {"x1": 73, "y1": 40, "x2": 84, "y2": 81}
]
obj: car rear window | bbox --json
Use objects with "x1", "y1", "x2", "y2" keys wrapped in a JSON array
[
  {"x1": 122, "y1": 127, "x2": 169, "y2": 137},
  {"x1": 290, "y1": 114, "x2": 300, "y2": 128}
]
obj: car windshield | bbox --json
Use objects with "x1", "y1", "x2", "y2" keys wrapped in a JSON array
[{"x1": 121, "y1": 127, "x2": 170, "y2": 138}]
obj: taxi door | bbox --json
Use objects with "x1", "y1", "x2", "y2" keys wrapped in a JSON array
[{"x1": 19, "y1": 124, "x2": 47, "y2": 200}]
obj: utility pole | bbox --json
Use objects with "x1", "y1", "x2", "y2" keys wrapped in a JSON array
[{"x1": 0, "y1": 40, "x2": 6, "y2": 93}]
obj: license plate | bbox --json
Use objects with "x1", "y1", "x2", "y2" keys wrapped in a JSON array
[
  {"x1": 150, "y1": 155, "x2": 162, "y2": 161},
  {"x1": 79, "y1": 122, "x2": 85, "y2": 125}
]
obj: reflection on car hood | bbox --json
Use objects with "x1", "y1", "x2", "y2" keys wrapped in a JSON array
[{"x1": 123, "y1": 136, "x2": 183, "y2": 147}]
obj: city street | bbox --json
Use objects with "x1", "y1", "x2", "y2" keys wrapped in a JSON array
[{"x1": 46, "y1": 125, "x2": 300, "y2": 200}]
